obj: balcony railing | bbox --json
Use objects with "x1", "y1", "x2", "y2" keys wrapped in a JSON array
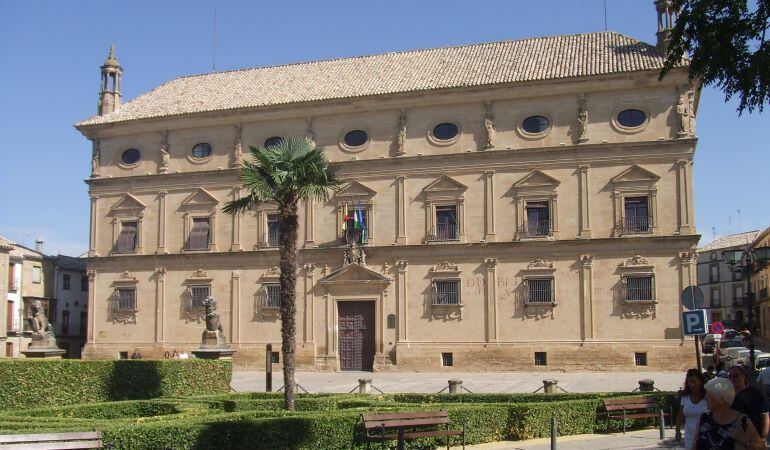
[
  {"x1": 6, "y1": 318, "x2": 21, "y2": 334},
  {"x1": 521, "y1": 220, "x2": 552, "y2": 238},
  {"x1": 710, "y1": 301, "x2": 722, "y2": 308},
  {"x1": 427, "y1": 224, "x2": 458, "y2": 242},
  {"x1": 345, "y1": 227, "x2": 368, "y2": 245},
  {"x1": 620, "y1": 216, "x2": 652, "y2": 234}
]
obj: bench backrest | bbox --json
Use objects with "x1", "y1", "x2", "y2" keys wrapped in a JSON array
[
  {"x1": 362, "y1": 411, "x2": 451, "y2": 430},
  {"x1": 0, "y1": 431, "x2": 102, "y2": 450},
  {"x1": 602, "y1": 397, "x2": 659, "y2": 412}
]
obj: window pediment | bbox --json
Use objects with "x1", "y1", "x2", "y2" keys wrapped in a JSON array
[
  {"x1": 110, "y1": 194, "x2": 146, "y2": 215},
  {"x1": 513, "y1": 170, "x2": 560, "y2": 190},
  {"x1": 423, "y1": 175, "x2": 467, "y2": 200},
  {"x1": 182, "y1": 188, "x2": 219, "y2": 207},
  {"x1": 112, "y1": 271, "x2": 138, "y2": 285},
  {"x1": 185, "y1": 269, "x2": 213, "y2": 283},
  {"x1": 319, "y1": 263, "x2": 390, "y2": 285},
  {"x1": 611, "y1": 165, "x2": 660, "y2": 187},
  {"x1": 336, "y1": 180, "x2": 376, "y2": 202}
]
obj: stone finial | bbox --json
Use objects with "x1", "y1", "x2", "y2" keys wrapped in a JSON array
[
  {"x1": 655, "y1": 0, "x2": 677, "y2": 54},
  {"x1": 98, "y1": 45, "x2": 122, "y2": 116}
]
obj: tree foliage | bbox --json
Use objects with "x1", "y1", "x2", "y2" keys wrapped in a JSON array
[{"x1": 661, "y1": 0, "x2": 770, "y2": 113}]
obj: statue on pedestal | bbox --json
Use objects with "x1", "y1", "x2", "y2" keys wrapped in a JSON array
[{"x1": 22, "y1": 299, "x2": 64, "y2": 357}]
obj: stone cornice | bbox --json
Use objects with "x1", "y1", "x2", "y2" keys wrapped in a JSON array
[{"x1": 85, "y1": 138, "x2": 697, "y2": 191}]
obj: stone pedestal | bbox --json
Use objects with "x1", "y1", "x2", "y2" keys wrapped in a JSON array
[
  {"x1": 22, "y1": 332, "x2": 65, "y2": 358},
  {"x1": 192, "y1": 348, "x2": 235, "y2": 359},
  {"x1": 639, "y1": 379, "x2": 655, "y2": 392},
  {"x1": 542, "y1": 379, "x2": 559, "y2": 394},
  {"x1": 448, "y1": 379, "x2": 463, "y2": 394},
  {"x1": 191, "y1": 329, "x2": 236, "y2": 360},
  {"x1": 358, "y1": 378, "x2": 372, "y2": 394}
]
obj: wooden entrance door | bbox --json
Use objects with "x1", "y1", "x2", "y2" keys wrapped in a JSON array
[
  {"x1": 338, "y1": 301, "x2": 375, "y2": 371},
  {"x1": 5, "y1": 342, "x2": 12, "y2": 357}
]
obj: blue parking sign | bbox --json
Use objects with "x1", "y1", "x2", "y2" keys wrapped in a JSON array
[{"x1": 682, "y1": 310, "x2": 708, "y2": 336}]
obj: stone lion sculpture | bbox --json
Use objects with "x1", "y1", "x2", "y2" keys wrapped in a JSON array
[{"x1": 27, "y1": 299, "x2": 53, "y2": 335}]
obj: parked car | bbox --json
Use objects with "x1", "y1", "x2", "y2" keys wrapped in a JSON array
[
  {"x1": 714, "y1": 339, "x2": 745, "y2": 364},
  {"x1": 721, "y1": 346, "x2": 749, "y2": 366},
  {"x1": 702, "y1": 334, "x2": 717, "y2": 354},
  {"x1": 730, "y1": 349, "x2": 752, "y2": 368},
  {"x1": 756, "y1": 354, "x2": 770, "y2": 371}
]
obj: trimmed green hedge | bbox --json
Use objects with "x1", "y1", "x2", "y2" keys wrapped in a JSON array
[
  {"x1": 0, "y1": 360, "x2": 231, "y2": 411},
  {"x1": 0, "y1": 391, "x2": 678, "y2": 449}
]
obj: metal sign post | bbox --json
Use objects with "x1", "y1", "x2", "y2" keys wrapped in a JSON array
[
  {"x1": 266, "y1": 343, "x2": 273, "y2": 392},
  {"x1": 681, "y1": 286, "x2": 706, "y2": 371},
  {"x1": 682, "y1": 309, "x2": 708, "y2": 372}
]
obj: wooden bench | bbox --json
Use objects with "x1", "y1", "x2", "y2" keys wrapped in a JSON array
[
  {"x1": 362, "y1": 410, "x2": 465, "y2": 450},
  {"x1": 602, "y1": 397, "x2": 670, "y2": 434},
  {"x1": 0, "y1": 431, "x2": 103, "y2": 450}
]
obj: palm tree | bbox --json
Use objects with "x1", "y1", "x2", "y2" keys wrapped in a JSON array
[{"x1": 224, "y1": 135, "x2": 342, "y2": 411}]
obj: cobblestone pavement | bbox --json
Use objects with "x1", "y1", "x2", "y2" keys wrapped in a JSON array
[
  {"x1": 450, "y1": 429, "x2": 682, "y2": 449},
  {"x1": 231, "y1": 370, "x2": 687, "y2": 394}
]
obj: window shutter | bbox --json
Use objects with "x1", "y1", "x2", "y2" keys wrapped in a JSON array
[
  {"x1": 189, "y1": 218, "x2": 211, "y2": 250},
  {"x1": 117, "y1": 222, "x2": 138, "y2": 253}
]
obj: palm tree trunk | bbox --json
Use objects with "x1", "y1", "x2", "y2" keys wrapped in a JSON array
[{"x1": 278, "y1": 200, "x2": 299, "y2": 411}]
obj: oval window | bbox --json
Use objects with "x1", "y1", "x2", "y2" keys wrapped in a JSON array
[
  {"x1": 264, "y1": 136, "x2": 284, "y2": 148},
  {"x1": 617, "y1": 109, "x2": 646, "y2": 128},
  {"x1": 432, "y1": 123, "x2": 459, "y2": 141},
  {"x1": 521, "y1": 116, "x2": 550, "y2": 134},
  {"x1": 343, "y1": 130, "x2": 368, "y2": 148},
  {"x1": 191, "y1": 143, "x2": 212, "y2": 159},
  {"x1": 121, "y1": 148, "x2": 141, "y2": 165}
]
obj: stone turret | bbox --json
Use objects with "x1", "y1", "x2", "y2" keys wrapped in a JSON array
[
  {"x1": 655, "y1": 0, "x2": 677, "y2": 55},
  {"x1": 98, "y1": 44, "x2": 122, "y2": 116}
]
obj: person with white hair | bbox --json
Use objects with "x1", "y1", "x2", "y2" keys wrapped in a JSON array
[{"x1": 692, "y1": 377, "x2": 766, "y2": 449}]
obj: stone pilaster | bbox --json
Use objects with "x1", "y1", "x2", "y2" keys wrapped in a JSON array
[
  {"x1": 396, "y1": 260, "x2": 408, "y2": 341},
  {"x1": 157, "y1": 190, "x2": 167, "y2": 254},
  {"x1": 155, "y1": 267, "x2": 166, "y2": 343},
  {"x1": 304, "y1": 198, "x2": 315, "y2": 247},
  {"x1": 87, "y1": 269, "x2": 97, "y2": 343},
  {"x1": 396, "y1": 176, "x2": 407, "y2": 244},
  {"x1": 485, "y1": 258, "x2": 498, "y2": 342},
  {"x1": 303, "y1": 263, "x2": 315, "y2": 343},
  {"x1": 231, "y1": 188, "x2": 242, "y2": 251},
  {"x1": 231, "y1": 269, "x2": 240, "y2": 343},
  {"x1": 580, "y1": 255, "x2": 594, "y2": 340},
  {"x1": 484, "y1": 170, "x2": 496, "y2": 242},
  {"x1": 88, "y1": 195, "x2": 99, "y2": 257},
  {"x1": 676, "y1": 159, "x2": 695, "y2": 235},
  {"x1": 578, "y1": 165, "x2": 592, "y2": 238}
]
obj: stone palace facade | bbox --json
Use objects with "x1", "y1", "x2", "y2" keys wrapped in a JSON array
[{"x1": 76, "y1": 5, "x2": 700, "y2": 371}]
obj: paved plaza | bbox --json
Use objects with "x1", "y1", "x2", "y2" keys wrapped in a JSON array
[
  {"x1": 451, "y1": 429, "x2": 681, "y2": 449},
  {"x1": 231, "y1": 370, "x2": 686, "y2": 394}
]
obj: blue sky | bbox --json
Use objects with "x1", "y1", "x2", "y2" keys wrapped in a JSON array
[{"x1": 0, "y1": 0, "x2": 767, "y2": 256}]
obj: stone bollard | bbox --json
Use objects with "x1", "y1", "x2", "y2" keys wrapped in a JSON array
[
  {"x1": 358, "y1": 378, "x2": 372, "y2": 394},
  {"x1": 543, "y1": 379, "x2": 559, "y2": 394},
  {"x1": 448, "y1": 379, "x2": 463, "y2": 394},
  {"x1": 639, "y1": 379, "x2": 655, "y2": 392}
]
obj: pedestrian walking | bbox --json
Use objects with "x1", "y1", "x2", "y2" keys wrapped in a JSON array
[
  {"x1": 676, "y1": 369, "x2": 708, "y2": 450},
  {"x1": 693, "y1": 377, "x2": 765, "y2": 449},
  {"x1": 728, "y1": 366, "x2": 770, "y2": 442}
]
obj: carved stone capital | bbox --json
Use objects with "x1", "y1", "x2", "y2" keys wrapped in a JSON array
[
  {"x1": 580, "y1": 254, "x2": 594, "y2": 268},
  {"x1": 485, "y1": 258, "x2": 498, "y2": 269},
  {"x1": 87, "y1": 269, "x2": 97, "y2": 280},
  {"x1": 155, "y1": 267, "x2": 166, "y2": 278},
  {"x1": 395, "y1": 260, "x2": 408, "y2": 271},
  {"x1": 303, "y1": 263, "x2": 316, "y2": 273},
  {"x1": 679, "y1": 251, "x2": 696, "y2": 266},
  {"x1": 231, "y1": 269, "x2": 241, "y2": 279}
]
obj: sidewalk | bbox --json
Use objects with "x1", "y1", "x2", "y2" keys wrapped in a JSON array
[{"x1": 450, "y1": 429, "x2": 682, "y2": 449}]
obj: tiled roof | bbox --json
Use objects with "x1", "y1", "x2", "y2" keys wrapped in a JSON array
[
  {"x1": 77, "y1": 31, "x2": 681, "y2": 127},
  {"x1": 54, "y1": 255, "x2": 86, "y2": 271},
  {"x1": 699, "y1": 231, "x2": 760, "y2": 252},
  {"x1": 0, "y1": 236, "x2": 45, "y2": 260}
]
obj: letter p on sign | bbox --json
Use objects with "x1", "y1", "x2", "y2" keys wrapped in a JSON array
[{"x1": 682, "y1": 310, "x2": 708, "y2": 336}]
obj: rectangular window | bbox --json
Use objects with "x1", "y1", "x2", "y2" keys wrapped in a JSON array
[
  {"x1": 345, "y1": 207, "x2": 368, "y2": 244},
  {"x1": 735, "y1": 310, "x2": 745, "y2": 324},
  {"x1": 623, "y1": 197, "x2": 650, "y2": 232},
  {"x1": 266, "y1": 214, "x2": 279, "y2": 247},
  {"x1": 710, "y1": 287, "x2": 721, "y2": 307},
  {"x1": 432, "y1": 280, "x2": 460, "y2": 305},
  {"x1": 534, "y1": 352, "x2": 547, "y2": 366},
  {"x1": 435, "y1": 205, "x2": 458, "y2": 241},
  {"x1": 264, "y1": 283, "x2": 281, "y2": 309},
  {"x1": 525, "y1": 201, "x2": 551, "y2": 237},
  {"x1": 188, "y1": 285, "x2": 209, "y2": 310},
  {"x1": 63, "y1": 274, "x2": 71, "y2": 290},
  {"x1": 710, "y1": 252, "x2": 718, "y2": 261},
  {"x1": 116, "y1": 221, "x2": 138, "y2": 253},
  {"x1": 7, "y1": 264, "x2": 14, "y2": 291},
  {"x1": 710, "y1": 264, "x2": 720, "y2": 283},
  {"x1": 115, "y1": 289, "x2": 136, "y2": 311},
  {"x1": 271, "y1": 352, "x2": 280, "y2": 364},
  {"x1": 79, "y1": 311, "x2": 87, "y2": 337},
  {"x1": 624, "y1": 275, "x2": 655, "y2": 302},
  {"x1": 61, "y1": 310, "x2": 70, "y2": 336},
  {"x1": 81, "y1": 275, "x2": 88, "y2": 291},
  {"x1": 187, "y1": 217, "x2": 211, "y2": 250},
  {"x1": 526, "y1": 278, "x2": 554, "y2": 304},
  {"x1": 733, "y1": 270, "x2": 744, "y2": 281},
  {"x1": 32, "y1": 266, "x2": 41, "y2": 284},
  {"x1": 441, "y1": 352, "x2": 453, "y2": 367},
  {"x1": 734, "y1": 285, "x2": 744, "y2": 306},
  {"x1": 635, "y1": 352, "x2": 648, "y2": 366}
]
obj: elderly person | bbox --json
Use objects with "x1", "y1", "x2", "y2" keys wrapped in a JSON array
[
  {"x1": 729, "y1": 365, "x2": 770, "y2": 441},
  {"x1": 693, "y1": 377, "x2": 766, "y2": 449}
]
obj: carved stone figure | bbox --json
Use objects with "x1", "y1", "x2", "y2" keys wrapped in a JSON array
[
  {"x1": 484, "y1": 102, "x2": 495, "y2": 150},
  {"x1": 202, "y1": 297, "x2": 223, "y2": 333},
  {"x1": 305, "y1": 117, "x2": 316, "y2": 147},
  {"x1": 396, "y1": 109, "x2": 407, "y2": 156},
  {"x1": 159, "y1": 133, "x2": 170, "y2": 173},
  {"x1": 688, "y1": 91, "x2": 696, "y2": 135},
  {"x1": 91, "y1": 141, "x2": 101, "y2": 178},
  {"x1": 27, "y1": 299, "x2": 52, "y2": 335},
  {"x1": 676, "y1": 96, "x2": 689, "y2": 137},
  {"x1": 343, "y1": 242, "x2": 366, "y2": 266},
  {"x1": 577, "y1": 95, "x2": 589, "y2": 142},
  {"x1": 22, "y1": 299, "x2": 64, "y2": 357},
  {"x1": 231, "y1": 124, "x2": 243, "y2": 168}
]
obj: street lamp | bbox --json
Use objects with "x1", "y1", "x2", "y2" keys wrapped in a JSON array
[{"x1": 721, "y1": 245, "x2": 770, "y2": 373}]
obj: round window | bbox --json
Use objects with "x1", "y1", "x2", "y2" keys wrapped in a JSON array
[
  {"x1": 432, "y1": 123, "x2": 459, "y2": 141},
  {"x1": 343, "y1": 130, "x2": 368, "y2": 148},
  {"x1": 191, "y1": 143, "x2": 212, "y2": 159},
  {"x1": 521, "y1": 116, "x2": 550, "y2": 134},
  {"x1": 121, "y1": 148, "x2": 141, "y2": 165},
  {"x1": 264, "y1": 136, "x2": 284, "y2": 148},
  {"x1": 617, "y1": 109, "x2": 647, "y2": 128}
]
